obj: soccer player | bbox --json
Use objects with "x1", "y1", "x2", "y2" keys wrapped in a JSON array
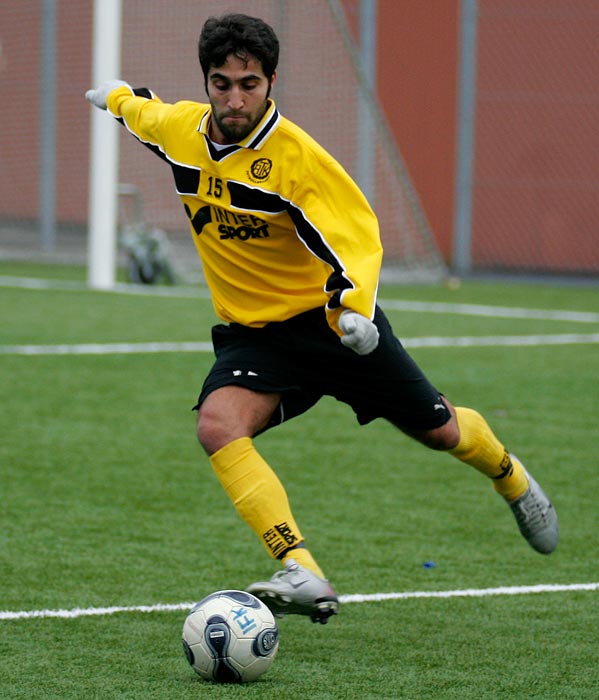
[{"x1": 86, "y1": 13, "x2": 558, "y2": 624}]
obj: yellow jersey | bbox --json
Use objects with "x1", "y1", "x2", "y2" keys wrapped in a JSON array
[{"x1": 107, "y1": 86, "x2": 383, "y2": 334}]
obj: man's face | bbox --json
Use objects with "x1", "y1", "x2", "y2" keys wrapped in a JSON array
[{"x1": 206, "y1": 54, "x2": 275, "y2": 144}]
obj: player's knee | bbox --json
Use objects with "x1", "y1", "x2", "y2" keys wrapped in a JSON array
[
  {"x1": 196, "y1": 408, "x2": 230, "y2": 455},
  {"x1": 421, "y1": 420, "x2": 460, "y2": 451}
]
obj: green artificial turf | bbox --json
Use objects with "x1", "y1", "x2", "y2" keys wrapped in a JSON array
[{"x1": 1, "y1": 263, "x2": 597, "y2": 699}]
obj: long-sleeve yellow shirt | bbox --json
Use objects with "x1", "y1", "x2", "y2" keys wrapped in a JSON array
[{"x1": 107, "y1": 86, "x2": 383, "y2": 334}]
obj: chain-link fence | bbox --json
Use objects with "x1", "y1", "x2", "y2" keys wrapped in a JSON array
[
  {"x1": 470, "y1": 0, "x2": 599, "y2": 275},
  {"x1": 1, "y1": 0, "x2": 444, "y2": 284},
  {"x1": 1, "y1": 1, "x2": 597, "y2": 280}
]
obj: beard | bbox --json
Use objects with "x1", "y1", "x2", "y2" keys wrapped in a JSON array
[{"x1": 212, "y1": 110, "x2": 259, "y2": 143}]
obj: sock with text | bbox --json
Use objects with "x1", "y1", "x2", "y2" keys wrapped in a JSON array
[
  {"x1": 209, "y1": 436, "x2": 325, "y2": 577},
  {"x1": 449, "y1": 407, "x2": 529, "y2": 501}
]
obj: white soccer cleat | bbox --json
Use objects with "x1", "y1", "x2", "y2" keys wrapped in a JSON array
[
  {"x1": 506, "y1": 459, "x2": 558, "y2": 554},
  {"x1": 246, "y1": 559, "x2": 339, "y2": 624}
]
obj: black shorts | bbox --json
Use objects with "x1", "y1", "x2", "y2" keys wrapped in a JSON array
[{"x1": 195, "y1": 305, "x2": 451, "y2": 432}]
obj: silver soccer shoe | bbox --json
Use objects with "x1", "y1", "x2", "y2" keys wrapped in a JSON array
[
  {"x1": 507, "y1": 459, "x2": 558, "y2": 554},
  {"x1": 246, "y1": 559, "x2": 339, "y2": 624}
]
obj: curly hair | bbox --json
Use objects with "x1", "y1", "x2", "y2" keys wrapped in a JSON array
[{"x1": 198, "y1": 14, "x2": 279, "y2": 83}]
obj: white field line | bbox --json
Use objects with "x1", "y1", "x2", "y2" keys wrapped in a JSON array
[
  {"x1": 340, "y1": 581, "x2": 599, "y2": 603},
  {"x1": 404, "y1": 333, "x2": 599, "y2": 348},
  {"x1": 380, "y1": 299, "x2": 599, "y2": 324},
  {"x1": 0, "y1": 341, "x2": 214, "y2": 356},
  {"x1": 1, "y1": 334, "x2": 598, "y2": 356},
  {"x1": 0, "y1": 275, "x2": 210, "y2": 299},
  {"x1": 1, "y1": 582, "x2": 597, "y2": 621},
  {"x1": 1, "y1": 275, "x2": 598, "y2": 323}
]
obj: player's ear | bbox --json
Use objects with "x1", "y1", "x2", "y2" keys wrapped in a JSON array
[{"x1": 266, "y1": 70, "x2": 276, "y2": 100}]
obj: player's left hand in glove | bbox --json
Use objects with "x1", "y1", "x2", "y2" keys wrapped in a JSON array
[
  {"x1": 338, "y1": 310, "x2": 379, "y2": 355},
  {"x1": 85, "y1": 79, "x2": 130, "y2": 110}
]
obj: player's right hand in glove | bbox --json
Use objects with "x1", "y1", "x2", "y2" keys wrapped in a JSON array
[
  {"x1": 85, "y1": 79, "x2": 130, "y2": 110},
  {"x1": 338, "y1": 310, "x2": 379, "y2": 355}
]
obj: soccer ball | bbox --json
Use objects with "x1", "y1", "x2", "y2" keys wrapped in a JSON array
[{"x1": 182, "y1": 590, "x2": 279, "y2": 683}]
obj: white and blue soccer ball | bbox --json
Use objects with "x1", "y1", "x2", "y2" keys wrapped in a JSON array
[{"x1": 182, "y1": 590, "x2": 279, "y2": 683}]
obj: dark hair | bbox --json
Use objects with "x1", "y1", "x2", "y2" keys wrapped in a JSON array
[{"x1": 198, "y1": 14, "x2": 279, "y2": 83}]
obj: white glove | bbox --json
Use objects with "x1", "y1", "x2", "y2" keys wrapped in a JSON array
[
  {"x1": 338, "y1": 310, "x2": 379, "y2": 355},
  {"x1": 85, "y1": 79, "x2": 130, "y2": 110}
]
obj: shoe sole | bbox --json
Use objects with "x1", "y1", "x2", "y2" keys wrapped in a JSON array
[{"x1": 252, "y1": 589, "x2": 339, "y2": 624}]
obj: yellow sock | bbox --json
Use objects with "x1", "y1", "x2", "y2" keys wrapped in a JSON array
[
  {"x1": 449, "y1": 407, "x2": 529, "y2": 501},
  {"x1": 210, "y1": 437, "x2": 324, "y2": 576}
]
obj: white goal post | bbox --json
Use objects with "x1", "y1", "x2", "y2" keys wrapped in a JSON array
[{"x1": 87, "y1": 0, "x2": 122, "y2": 289}]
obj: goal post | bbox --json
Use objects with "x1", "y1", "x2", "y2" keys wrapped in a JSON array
[{"x1": 87, "y1": 0, "x2": 122, "y2": 290}]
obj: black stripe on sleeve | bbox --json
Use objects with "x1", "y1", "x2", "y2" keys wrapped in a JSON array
[
  {"x1": 228, "y1": 182, "x2": 287, "y2": 214},
  {"x1": 228, "y1": 181, "x2": 354, "y2": 304},
  {"x1": 170, "y1": 162, "x2": 200, "y2": 195},
  {"x1": 113, "y1": 87, "x2": 201, "y2": 194},
  {"x1": 132, "y1": 87, "x2": 153, "y2": 99}
]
